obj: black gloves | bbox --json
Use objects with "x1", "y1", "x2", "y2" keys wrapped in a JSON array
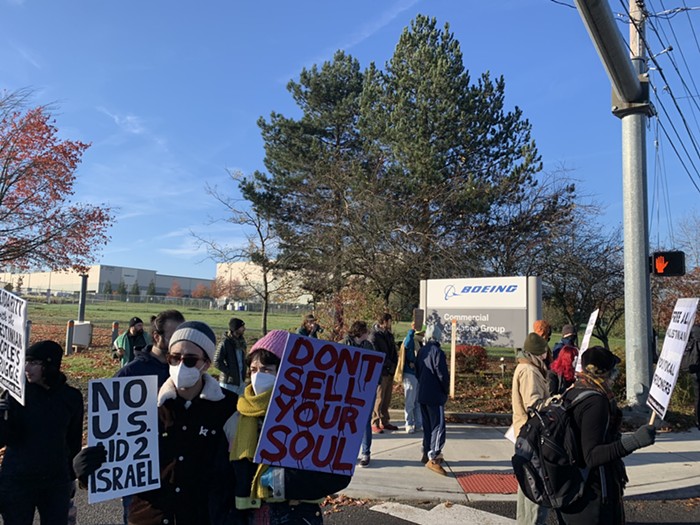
[
  {"x1": 621, "y1": 424, "x2": 656, "y2": 453},
  {"x1": 73, "y1": 443, "x2": 107, "y2": 482}
]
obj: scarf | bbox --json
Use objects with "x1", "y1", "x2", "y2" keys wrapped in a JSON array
[
  {"x1": 573, "y1": 370, "x2": 616, "y2": 401},
  {"x1": 230, "y1": 384, "x2": 272, "y2": 500}
]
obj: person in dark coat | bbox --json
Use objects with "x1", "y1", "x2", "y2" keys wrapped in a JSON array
[
  {"x1": 0, "y1": 340, "x2": 84, "y2": 525},
  {"x1": 370, "y1": 313, "x2": 399, "y2": 432},
  {"x1": 681, "y1": 324, "x2": 700, "y2": 429},
  {"x1": 214, "y1": 317, "x2": 247, "y2": 396},
  {"x1": 552, "y1": 324, "x2": 578, "y2": 361},
  {"x1": 547, "y1": 344, "x2": 578, "y2": 396},
  {"x1": 416, "y1": 323, "x2": 449, "y2": 476},
  {"x1": 557, "y1": 346, "x2": 656, "y2": 525}
]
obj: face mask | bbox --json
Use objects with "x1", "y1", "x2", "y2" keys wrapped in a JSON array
[
  {"x1": 169, "y1": 362, "x2": 202, "y2": 389},
  {"x1": 251, "y1": 372, "x2": 276, "y2": 395}
]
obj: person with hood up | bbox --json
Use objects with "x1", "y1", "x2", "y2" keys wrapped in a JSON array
[
  {"x1": 512, "y1": 332, "x2": 550, "y2": 525},
  {"x1": 229, "y1": 330, "x2": 351, "y2": 524},
  {"x1": 0, "y1": 340, "x2": 84, "y2": 525},
  {"x1": 416, "y1": 323, "x2": 449, "y2": 476}
]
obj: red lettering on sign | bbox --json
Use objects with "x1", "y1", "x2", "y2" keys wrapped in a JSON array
[
  {"x1": 301, "y1": 370, "x2": 324, "y2": 400},
  {"x1": 278, "y1": 366, "x2": 303, "y2": 396},
  {"x1": 288, "y1": 338, "x2": 314, "y2": 366},
  {"x1": 259, "y1": 425, "x2": 291, "y2": 463}
]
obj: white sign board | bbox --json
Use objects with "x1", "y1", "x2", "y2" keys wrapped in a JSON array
[
  {"x1": 647, "y1": 298, "x2": 699, "y2": 420},
  {"x1": 576, "y1": 309, "x2": 599, "y2": 372},
  {"x1": 87, "y1": 376, "x2": 160, "y2": 503},
  {"x1": 0, "y1": 289, "x2": 28, "y2": 405}
]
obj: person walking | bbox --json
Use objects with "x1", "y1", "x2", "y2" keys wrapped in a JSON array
[
  {"x1": 552, "y1": 324, "x2": 578, "y2": 361},
  {"x1": 547, "y1": 344, "x2": 578, "y2": 396},
  {"x1": 370, "y1": 313, "x2": 399, "y2": 433},
  {"x1": 0, "y1": 340, "x2": 84, "y2": 525},
  {"x1": 215, "y1": 317, "x2": 248, "y2": 396},
  {"x1": 557, "y1": 346, "x2": 656, "y2": 524},
  {"x1": 416, "y1": 323, "x2": 449, "y2": 476},
  {"x1": 512, "y1": 332, "x2": 550, "y2": 525}
]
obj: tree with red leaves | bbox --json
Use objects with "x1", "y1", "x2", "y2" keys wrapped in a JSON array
[
  {"x1": 167, "y1": 280, "x2": 183, "y2": 298},
  {"x1": 0, "y1": 90, "x2": 113, "y2": 273}
]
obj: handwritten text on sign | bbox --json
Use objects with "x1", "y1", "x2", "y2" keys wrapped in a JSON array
[
  {"x1": 255, "y1": 335, "x2": 384, "y2": 476},
  {"x1": 648, "y1": 297, "x2": 699, "y2": 419},
  {"x1": 88, "y1": 376, "x2": 160, "y2": 503},
  {"x1": 0, "y1": 289, "x2": 27, "y2": 405}
]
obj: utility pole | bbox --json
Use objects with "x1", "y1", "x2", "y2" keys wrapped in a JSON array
[{"x1": 575, "y1": 0, "x2": 654, "y2": 407}]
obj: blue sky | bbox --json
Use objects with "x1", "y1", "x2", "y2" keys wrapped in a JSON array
[{"x1": 2, "y1": 0, "x2": 699, "y2": 279}]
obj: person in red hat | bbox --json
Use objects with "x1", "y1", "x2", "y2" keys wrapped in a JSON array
[{"x1": 0, "y1": 340, "x2": 84, "y2": 525}]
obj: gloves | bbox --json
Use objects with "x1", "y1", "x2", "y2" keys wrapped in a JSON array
[
  {"x1": 73, "y1": 444, "x2": 107, "y2": 481},
  {"x1": 620, "y1": 424, "x2": 656, "y2": 453}
]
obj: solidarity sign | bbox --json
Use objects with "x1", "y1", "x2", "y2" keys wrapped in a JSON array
[
  {"x1": 87, "y1": 376, "x2": 160, "y2": 503},
  {"x1": 254, "y1": 334, "x2": 384, "y2": 476},
  {"x1": 0, "y1": 289, "x2": 28, "y2": 405}
]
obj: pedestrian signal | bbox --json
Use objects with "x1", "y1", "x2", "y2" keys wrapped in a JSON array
[{"x1": 651, "y1": 251, "x2": 685, "y2": 276}]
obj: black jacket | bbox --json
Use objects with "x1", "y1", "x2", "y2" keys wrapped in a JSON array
[
  {"x1": 371, "y1": 328, "x2": 398, "y2": 376},
  {"x1": 0, "y1": 377, "x2": 83, "y2": 488},
  {"x1": 114, "y1": 345, "x2": 169, "y2": 386},
  {"x1": 214, "y1": 334, "x2": 246, "y2": 386}
]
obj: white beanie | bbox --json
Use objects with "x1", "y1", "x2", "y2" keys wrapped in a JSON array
[{"x1": 169, "y1": 321, "x2": 217, "y2": 362}]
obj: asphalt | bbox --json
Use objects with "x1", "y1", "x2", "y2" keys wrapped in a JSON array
[{"x1": 342, "y1": 411, "x2": 700, "y2": 524}]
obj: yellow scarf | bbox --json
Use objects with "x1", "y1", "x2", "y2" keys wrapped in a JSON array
[{"x1": 230, "y1": 384, "x2": 272, "y2": 499}]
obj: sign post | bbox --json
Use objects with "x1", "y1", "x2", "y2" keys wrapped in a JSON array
[{"x1": 450, "y1": 318, "x2": 456, "y2": 399}]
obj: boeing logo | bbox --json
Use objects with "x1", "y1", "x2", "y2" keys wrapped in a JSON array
[{"x1": 444, "y1": 284, "x2": 518, "y2": 301}]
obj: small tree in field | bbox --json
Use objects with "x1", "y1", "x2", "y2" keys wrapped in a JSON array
[
  {"x1": 102, "y1": 280, "x2": 113, "y2": 295},
  {"x1": 130, "y1": 281, "x2": 140, "y2": 296},
  {"x1": 167, "y1": 280, "x2": 183, "y2": 298},
  {"x1": 116, "y1": 280, "x2": 127, "y2": 296},
  {"x1": 146, "y1": 280, "x2": 156, "y2": 296},
  {"x1": 191, "y1": 283, "x2": 211, "y2": 298}
]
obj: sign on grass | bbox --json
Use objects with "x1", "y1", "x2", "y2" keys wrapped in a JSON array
[{"x1": 254, "y1": 334, "x2": 384, "y2": 476}]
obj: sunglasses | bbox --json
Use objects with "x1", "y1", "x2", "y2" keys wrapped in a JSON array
[{"x1": 167, "y1": 354, "x2": 205, "y2": 368}]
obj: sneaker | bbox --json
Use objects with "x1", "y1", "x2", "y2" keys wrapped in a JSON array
[
  {"x1": 420, "y1": 452, "x2": 429, "y2": 464},
  {"x1": 359, "y1": 454, "x2": 370, "y2": 467},
  {"x1": 426, "y1": 459, "x2": 447, "y2": 476},
  {"x1": 383, "y1": 423, "x2": 399, "y2": 431},
  {"x1": 405, "y1": 425, "x2": 415, "y2": 434},
  {"x1": 371, "y1": 425, "x2": 384, "y2": 434}
]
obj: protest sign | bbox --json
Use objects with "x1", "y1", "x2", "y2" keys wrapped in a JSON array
[
  {"x1": 0, "y1": 289, "x2": 28, "y2": 405},
  {"x1": 87, "y1": 376, "x2": 160, "y2": 503},
  {"x1": 648, "y1": 298, "x2": 699, "y2": 420},
  {"x1": 576, "y1": 309, "x2": 599, "y2": 372},
  {"x1": 254, "y1": 334, "x2": 384, "y2": 476}
]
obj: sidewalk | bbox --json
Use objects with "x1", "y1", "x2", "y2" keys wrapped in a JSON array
[{"x1": 344, "y1": 421, "x2": 700, "y2": 503}]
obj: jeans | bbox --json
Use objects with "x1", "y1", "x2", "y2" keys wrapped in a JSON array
[
  {"x1": 0, "y1": 479, "x2": 72, "y2": 525},
  {"x1": 402, "y1": 374, "x2": 422, "y2": 429},
  {"x1": 361, "y1": 393, "x2": 377, "y2": 456}
]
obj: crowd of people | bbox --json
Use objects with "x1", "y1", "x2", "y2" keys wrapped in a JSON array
[{"x1": 2, "y1": 311, "x2": 696, "y2": 525}]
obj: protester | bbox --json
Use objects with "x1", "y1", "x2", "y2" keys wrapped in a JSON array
[
  {"x1": 532, "y1": 320, "x2": 553, "y2": 368},
  {"x1": 0, "y1": 340, "x2": 84, "y2": 525},
  {"x1": 552, "y1": 324, "x2": 578, "y2": 361},
  {"x1": 74, "y1": 321, "x2": 238, "y2": 525},
  {"x1": 547, "y1": 344, "x2": 579, "y2": 396},
  {"x1": 341, "y1": 320, "x2": 377, "y2": 467},
  {"x1": 416, "y1": 323, "x2": 449, "y2": 476},
  {"x1": 557, "y1": 346, "x2": 656, "y2": 524},
  {"x1": 113, "y1": 316, "x2": 152, "y2": 367},
  {"x1": 370, "y1": 313, "x2": 399, "y2": 433},
  {"x1": 397, "y1": 323, "x2": 424, "y2": 434},
  {"x1": 512, "y1": 332, "x2": 550, "y2": 525},
  {"x1": 215, "y1": 317, "x2": 248, "y2": 396},
  {"x1": 681, "y1": 324, "x2": 700, "y2": 429},
  {"x1": 113, "y1": 309, "x2": 185, "y2": 525},
  {"x1": 297, "y1": 314, "x2": 323, "y2": 338},
  {"x1": 229, "y1": 330, "x2": 351, "y2": 524}
]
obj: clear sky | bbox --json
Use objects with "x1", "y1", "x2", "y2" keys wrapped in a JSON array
[{"x1": 2, "y1": 0, "x2": 699, "y2": 280}]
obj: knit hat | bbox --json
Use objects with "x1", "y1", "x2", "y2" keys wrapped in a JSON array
[
  {"x1": 250, "y1": 330, "x2": 289, "y2": 360},
  {"x1": 169, "y1": 321, "x2": 217, "y2": 362},
  {"x1": 425, "y1": 323, "x2": 442, "y2": 342},
  {"x1": 581, "y1": 346, "x2": 620, "y2": 374},
  {"x1": 562, "y1": 324, "x2": 577, "y2": 338},
  {"x1": 523, "y1": 332, "x2": 548, "y2": 356},
  {"x1": 229, "y1": 318, "x2": 245, "y2": 332},
  {"x1": 26, "y1": 340, "x2": 63, "y2": 369},
  {"x1": 533, "y1": 320, "x2": 552, "y2": 339},
  {"x1": 129, "y1": 316, "x2": 144, "y2": 328}
]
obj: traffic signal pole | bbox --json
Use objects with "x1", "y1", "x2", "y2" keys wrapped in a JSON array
[{"x1": 575, "y1": 0, "x2": 654, "y2": 407}]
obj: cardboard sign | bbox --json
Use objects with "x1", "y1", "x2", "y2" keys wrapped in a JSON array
[
  {"x1": 87, "y1": 376, "x2": 160, "y2": 503},
  {"x1": 576, "y1": 309, "x2": 599, "y2": 372},
  {"x1": 0, "y1": 289, "x2": 28, "y2": 405},
  {"x1": 254, "y1": 334, "x2": 384, "y2": 476},
  {"x1": 413, "y1": 308, "x2": 424, "y2": 330},
  {"x1": 648, "y1": 298, "x2": 699, "y2": 420}
]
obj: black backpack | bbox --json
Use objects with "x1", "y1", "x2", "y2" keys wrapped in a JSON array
[{"x1": 511, "y1": 390, "x2": 600, "y2": 509}]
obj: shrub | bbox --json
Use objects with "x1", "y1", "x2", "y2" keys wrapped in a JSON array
[{"x1": 455, "y1": 345, "x2": 488, "y2": 373}]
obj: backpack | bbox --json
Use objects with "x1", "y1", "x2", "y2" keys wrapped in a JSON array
[{"x1": 511, "y1": 390, "x2": 600, "y2": 509}]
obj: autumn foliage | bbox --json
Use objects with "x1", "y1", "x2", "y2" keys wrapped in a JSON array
[{"x1": 0, "y1": 90, "x2": 113, "y2": 273}]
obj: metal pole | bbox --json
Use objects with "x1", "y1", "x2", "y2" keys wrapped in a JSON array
[{"x1": 78, "y1": 274, "x2": 88, "y2": 322}]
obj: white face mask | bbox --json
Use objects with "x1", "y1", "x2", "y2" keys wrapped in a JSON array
[
  {"x1": 251, "y1": 372, "x2": 276, "y2": 396},
  {"x1": 169, "y1": 362, "x2": 202, "y2": 389}
]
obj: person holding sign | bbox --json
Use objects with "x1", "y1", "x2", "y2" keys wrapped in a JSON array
[
  {"x1": 74, "y1": 321, "x2": 238, "y2": 525},
  {"x1": 0, "y1": 340, "x2": 84, "y2": 525},
  {"x1": 229, "y1": 330, "x2": 351, "y2": 525},
  {"x1": 556, "y1": 347, "x2": 656, "y2": 525}
]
